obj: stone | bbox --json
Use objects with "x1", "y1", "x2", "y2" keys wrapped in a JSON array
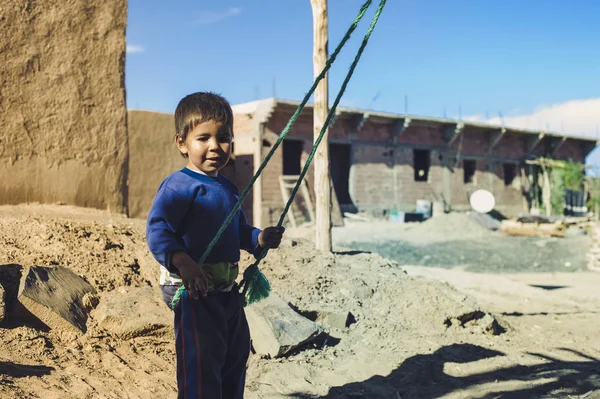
[
  {"x1": 17, "y1": 266, "x2": 97, "y2": 334},
  {"x1": 353, "y1": 284, "x2": 374, "y2": 301},
  {"x1": 315, "y1": 310, "x2": 356, "y2": 330},
  {"x1": 92, "y1": 286, "x2": 172, "y2": 339},
  {"x1": 245, "y1": 294, "x2": 321, "y2": 358}
]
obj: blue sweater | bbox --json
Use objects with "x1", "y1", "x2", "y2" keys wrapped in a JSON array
[{"x1": 146, "y1": 168, "x2": 261, "y2": 285}]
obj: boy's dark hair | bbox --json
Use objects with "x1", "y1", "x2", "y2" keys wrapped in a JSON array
[{"x1": 174, "y1": 92, "x2": 234, "y2": 141}]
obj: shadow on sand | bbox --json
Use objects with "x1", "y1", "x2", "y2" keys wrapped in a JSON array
[{"x1": 288, "y1": 343, "x2": 600, "y2": 398}]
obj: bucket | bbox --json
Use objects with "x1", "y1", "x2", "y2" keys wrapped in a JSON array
[
  {"x1": 389, "y1": 211, "x2": 405, "y2": 223},
  {"x1": 416, "y1": 200, "x2": 432, "y2": 219},
  {"x1": 432, "y1": 201, "x2": 445, "y2": 217}
]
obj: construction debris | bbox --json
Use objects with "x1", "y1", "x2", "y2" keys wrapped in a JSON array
[
  {"x1": 17, "y1": 266, "x2": 97, "y2": 334},
  {"x1": 245, "y1": 293, "x2": 321, "y2": 358},
  {"x1": 501, "y1": 220, "x2": 566, "y2": 238},
  {"x1": 501, "y1": 216, "x2": 593, "y2": 238}
]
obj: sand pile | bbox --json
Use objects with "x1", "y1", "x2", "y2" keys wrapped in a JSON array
[
  {"x1": 0, "y1": 205, "x2": 503, "y2": 398},
  {"x1": 401, "y1": 212, "x2": 492, "y2": 244}
]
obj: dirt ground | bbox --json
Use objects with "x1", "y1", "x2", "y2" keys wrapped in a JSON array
[{"x1": 0, "y1": 205, "x2": 599, "y2": 398}]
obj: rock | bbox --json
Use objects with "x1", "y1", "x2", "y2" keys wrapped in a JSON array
[
  {"x1": 17, "y1": 266, "x2": 97, "y2": 334},
  {"x1": 315, "y1": 310, "x2": 356, "y2": 330},
  {"x1": 353, "y1": 284, "x2": 374, "y2": 301},
  {"x1": 92, "y1": 286, "x2": 172, "y2": 339},
  {"x1": 444, "y1": 310, "x2": 504, "y2": 335},
  {"x1": 245, "y1": 294, "x2": 321, "y2": 358}
]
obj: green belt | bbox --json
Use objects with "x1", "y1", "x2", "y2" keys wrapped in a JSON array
[{"x1": 200, "y1": 261, "x2": 239, "y2": 292}]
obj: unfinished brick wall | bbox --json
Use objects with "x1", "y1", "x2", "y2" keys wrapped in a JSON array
[
  {"x1": 393, "y1": 147, "x2": 445, "y2": 207},
  {"x1": 260, "y1": 140, "x2": 284, "y2": 226},
  {"x1": 555, "y1": 140, "x2": 586, "y2": 161},
  {"x1": 252, "y1": 103, "x2": 595, "y2": 219},
  {"x1": 495, "y1": 134, "x2": 526, "y2": 159},
  {"x1": 0, "y1": 0, "x2": 128, "y2": 213},
  {"x1": 350, "y1": 144, "x2": 394, "y2": 213}
]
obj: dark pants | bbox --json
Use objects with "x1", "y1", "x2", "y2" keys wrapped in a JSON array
[{"x1": 161, "y1": 285, "x2": 251, "y2": 399}]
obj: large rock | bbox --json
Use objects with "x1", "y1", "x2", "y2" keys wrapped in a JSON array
[
  {"x1": 245, "y1": 294, "x2": 321, "y2": 358},
  {"x1": 17, "y1": 266, "x2": 97, "y2": 333},
  {"x1": 92, "y1": 286, "x2": 172, "y2": 339}
]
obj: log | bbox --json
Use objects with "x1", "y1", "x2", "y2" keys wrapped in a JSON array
[
  {"x1": 310, "y1": 0, "x2": 332, "y2": 252},
  {"x1": 500, "y1": 220, "x2": 565, "y2": 238}
]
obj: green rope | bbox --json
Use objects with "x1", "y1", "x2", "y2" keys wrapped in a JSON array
[
  {"x1": 241, "y1": 0, "x2": 387, "y2": 306},
  {"x1": 171, "y1": 0, "x2": 387, "y2": 308}
]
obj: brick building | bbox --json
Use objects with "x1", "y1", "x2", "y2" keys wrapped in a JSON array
[{"x1": 231, "y1": 98, "x2": 598, "y2": 227}]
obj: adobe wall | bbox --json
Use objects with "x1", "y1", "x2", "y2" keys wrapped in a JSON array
[
  {"x1": 127, "y1": 110, "x2": 185, "y2": 219},
  {"x1": 0, "y1": 0, "x2": 128, "y2": 214}
]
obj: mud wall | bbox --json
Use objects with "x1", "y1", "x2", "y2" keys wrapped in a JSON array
[
  {"x1": 0, "y1": 0, "x2": 128, "y2": 214},
  {"x1": 127, "y1": 110, "x2": 185, "y2": 219}
]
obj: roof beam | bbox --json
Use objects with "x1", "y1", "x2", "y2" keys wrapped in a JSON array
[
  {"x1": 353, "y1": 112, "x2": 370, "y2": 132},
  {"x1": 329, "y1": 108, "x2": 343, "y2": 128},
  {"x1": 444, "y1": 122, "x2": 464, "y2": 146},
  {"x1": 392, "y1": 117, "x2": 411, "y2": 141},
  {"x1": 526, "y1": 132, "x2": 545, "y2": 153},
  {"x1": 488, "y1": 127, "x2": 507, "y2": 154},
  {"x1": 550, "y1": 136, "x2": 567, "y2": 157}
]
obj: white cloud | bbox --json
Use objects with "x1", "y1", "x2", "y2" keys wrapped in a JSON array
[
  {"x1": 126, "y1": 44, "x2": 145, "y2": 54},
  {"x1": 465, "y1": 98, "x2": 600, "y2": 139},
  {"x1": 196, "y1": 7, "x2": 242, "y2": 25}
]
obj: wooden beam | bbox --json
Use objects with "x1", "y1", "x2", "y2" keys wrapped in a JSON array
[
  {"x1": 392, "y1": 117, "x2": 411, "y2": 142},
  {"x1": 550, "y1": 136, "x2": 567, "y2": 157},
  {"x1": 488, "y1": 127, "x2": 507, "y2": 154},
  {"x1": 329, "y1": 108, "x2": 343, "y2": 128},
  {"x1": 526, "y1": 132, "x2": 545, "y2": 153},
  {"x1": 350, "y1": 112, "x2": 370, "y2": 136},
  {"x1": 310, "y1": 0, "x2": 331, "y2": 252},
  {"x1": 444, "y1": 122, "x2": 464, "y2": 146}
]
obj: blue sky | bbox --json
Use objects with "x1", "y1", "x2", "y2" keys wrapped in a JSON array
[{"x1": 126, "y1": 0, "x2": 600, "y2": 160}]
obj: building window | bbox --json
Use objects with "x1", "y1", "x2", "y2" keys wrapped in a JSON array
[
  {"x1": 282, "y1": 140, "x2": 303, "y2": 175},
  {"x1": 503, "y1": 163, "x2": 516, "y2": 186},
  {"x1": 413, "y1": 149, "x2": 430, "y2": 182},
  {"x1": 463, "y1": 160, "x2": 476, "y2": 184}
]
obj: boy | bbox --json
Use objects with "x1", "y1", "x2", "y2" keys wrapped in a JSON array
[{"x1": 146, "y1": 92, "x2": 284, "y2": 399}]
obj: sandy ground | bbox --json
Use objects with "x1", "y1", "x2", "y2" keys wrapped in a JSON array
[{"x1": 0, "y1": 205, "x2": 598, "y2": 398}]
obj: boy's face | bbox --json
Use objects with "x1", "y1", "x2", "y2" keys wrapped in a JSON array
[{"x1": 176, "y1": 120, "x2": 232, "y2": 176}]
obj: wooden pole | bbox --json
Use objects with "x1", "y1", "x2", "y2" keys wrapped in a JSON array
[{"x1": 310, "y1": 0, "x2": 332, "y2": 252}]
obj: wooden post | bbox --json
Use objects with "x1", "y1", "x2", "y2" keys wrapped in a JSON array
[{"x1": 310, "y1": 0, "x2": 332, "y2": 252}]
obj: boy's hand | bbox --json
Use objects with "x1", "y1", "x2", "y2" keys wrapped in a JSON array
[
  {"x1": 171, "y1": 252, "x2": 212, "y2": 300},
  {"x1": 258, "y1": 226, "x2": 285, "y2": 249}
]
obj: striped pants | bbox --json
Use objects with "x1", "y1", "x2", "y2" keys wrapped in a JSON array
[{"x1": 164, "y1": 286, "x2": 251, "y2": 399}]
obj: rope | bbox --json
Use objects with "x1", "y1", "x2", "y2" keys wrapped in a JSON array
[
  {"x1": 241, "y1": 0, "x2": 387, "y2": 305},
  {"x1": 171, "y1": 0, "x2": 387, "y2": 308}
]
